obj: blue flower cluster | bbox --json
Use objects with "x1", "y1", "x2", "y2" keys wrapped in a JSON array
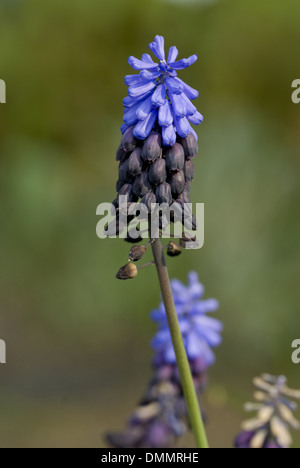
[
  {"x1": 122, "y1": 36, "x2": 203, "y2": 147},
  {"x1": 107, "y1": 273, "x2": 222, "y2": 448},
  {"x1": 151, "y1": 272, "x2": 222, "y2": 369}
]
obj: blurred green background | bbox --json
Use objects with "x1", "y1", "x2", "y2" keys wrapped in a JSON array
[{"x1": 0, "y1": 0, "x2": 299, "y2": 448}]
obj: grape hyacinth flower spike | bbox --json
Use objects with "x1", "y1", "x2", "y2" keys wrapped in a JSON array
[
  {"x1": 235, "y1": 374, "x2": 300, "y2": 449},
  {"x1": 109, "y1": 36, "x2": 210, "y2": 449},
  {"x1": 107, "y1": 274, "x2": 222, "y2": 448},
  {"x1": 112, "y1": 35, "x2": 203, "y2": 244}
]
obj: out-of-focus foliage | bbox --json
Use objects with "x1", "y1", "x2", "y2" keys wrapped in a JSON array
[{"x1": 0, "y1": 0, "x2": 299, "y2": 448}]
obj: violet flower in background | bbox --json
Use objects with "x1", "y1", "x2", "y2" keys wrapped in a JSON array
[
  {"x1": 152, "y1": 271, "x2": 221, "y2": 368},
  {"x1": 106, "y1": 273, "x2": 222, "y2": 448},
  {"x1": 235, "y1": 374, "x2": 300, "y2": 449}
]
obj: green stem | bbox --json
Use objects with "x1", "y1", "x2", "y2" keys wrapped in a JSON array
[{"x1": 151, "y1": 238, "x2": 209, "y2": 449}]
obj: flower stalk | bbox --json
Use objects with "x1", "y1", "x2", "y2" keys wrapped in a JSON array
[{"x1": 151, "y1": 237, "x2": 209, "y2": 449}]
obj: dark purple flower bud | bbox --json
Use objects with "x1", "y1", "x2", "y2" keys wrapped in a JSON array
[
  {"x1": 118, "y1": 183, "x2": 135, "y2": 202},
  {"x1": 141, "y1": 192, "x2": 156, "y2": 211},
  {"x1": 165, "y1": 143, "x2": 185, "y2": 172},
  {"x1": 112, "y1": 198, "x2": 119, "y2": 210},
  {"x1": 179, "y1": 132, "x2": 198, "y2": 159},
  {"x1": 184, "y1": 160, "x2": 195, "y2": 182},
  {"x1": 169, "y1": 170, "x2": 185, "y2": 195},
  {"x1": 116, "y1": 262, "x2": 138, "y2": 280},
  {"x1": 141, "y1": 132, "x2": 162, "y2": 161},
  {"x1": 121, "y1": 125, "x2": 137, "y2": 152},
  {"x1": 156, "y1": 182, "x2": 172, "y2": 205},
  {"x1": 176, "y1": 183, "x2": 191, "y2": 204},
  {"x1": 116, "y1": 145, "x2": 129, "y2": 163},
  {"x1": 116, "y1": 179, "x2": 123, "y2": 192},
  {"x1": 128, "y1": 245, "x2": 147, "y2": 262},
  {"x1": 128, "y1": 148, "x2": 143, "y2": 176},
  {"x1": 149, "y1": 159, "x2": 167, "y2": 186},
  {"x1": 118, "y1": 159, "x2": 135, "y2": 184},
  {"x1": 132, "y1": 171, "x2": 152, "y2": 198},
  {"x1": 185, "y1": 182, "x2": 191, "y2": 193},
  {"x1": 176, "y1": 192, "x2": 191, "y2": 205}
]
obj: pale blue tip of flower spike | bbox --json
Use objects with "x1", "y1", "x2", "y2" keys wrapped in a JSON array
[{"x1": 123, "y1": 36, "x2": 202, "y2": 145}]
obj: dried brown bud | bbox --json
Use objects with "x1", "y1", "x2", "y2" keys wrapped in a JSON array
[
  {"x1": 167, "y1": 242, "x2": 182, "y2": 257},
  {"x1": 128, "y1": 245, "x2": 147, "y2": 262},
  {"x1": 180, "y1": 232, "x2": 196, "y2": 248},
  {"x1": 116, "y1": 262, "x2": 138, "y2": 280}
]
